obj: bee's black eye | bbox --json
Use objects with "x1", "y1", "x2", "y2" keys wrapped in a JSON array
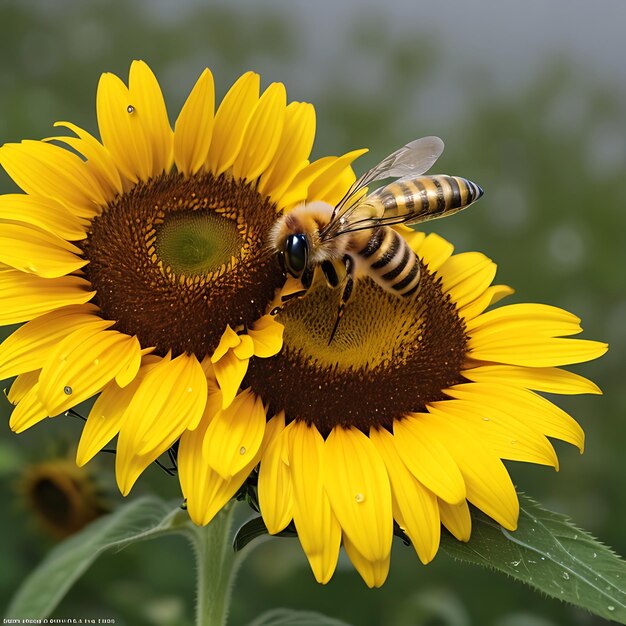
[{"x1": 284, "y1": 234, "x2": 309, "y2": 278}]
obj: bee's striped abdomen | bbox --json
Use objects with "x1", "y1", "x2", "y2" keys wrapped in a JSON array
[
  {"x1": 371, "y1": 175, "x2": 483, "y2": 223},
  {"x1": 355, "y1": 226, "x2": 421, "y2": 297}
]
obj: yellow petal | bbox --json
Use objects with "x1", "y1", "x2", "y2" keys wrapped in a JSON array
[
  {"x1": 8, "y1": 382, "x2": 48, "y2": 433},
  {"x1": 0, "y1": 141, "x2": 102, "y2": 218},
  {"x1": 466, "y1": 303, "x2": 581, "y2": 334},
  {"x1": 96, "y1": 71, "x2": 151, "y2": 183},
  {"x1": 438, "y1": 498, "x2": 472, "y2": 542},
  {"x1": 468, "y1": 336, "x2": 608, "y2": 367},
  {"x1": 115, "y1": 353, "x2": 207, "y2": 495},
  {"x1": 429, "y1": 399, "x2": 558, "y2": 469},
  {"x1": 211, "y1": 325, "x2": 241, "y2": 363},
  {"x1": 249, "y1": 315, "x2": 284, "y2": 358},
  {"x1": 76, "y1": 373, "x2": 145, "y2": 466},
  {"x1": 38, "y1": 328, "x2": 142, "y2": 415},
  {"x1": 0, "y1": 193, "x2": 87, "y2": 241},
  {"x1": 0, "y1": 304, "x2": 105, "y2": 380},
  {"x1": 316, "y1": 164, "x2": 358, "y2": 207},
  {"x1": 212, "y1": 347, "x2": 250, "y2": 409},
  {"x1": 203, "y1": 388, "x2": 266, "y2": 479},
  {"x1": 276, "y1": 157, "x2": 328, "y2": 209},
  {"x1": 278, "y1": 150, "x2": 366, "y2": 211},
  {"x1": 233, "y1": 335, "x2": 254, "y2": 360},
  {"x1": 197, "y1": 356, "x2": 225, "y2": 425},
  {"x1": 259, "y1": 102, "x2": 316, "y2": 201},
  {"x1": 396, "y1": 226, "x2": 426, "y2": 253},
  {"x1": 51, "y1": 122, "x2": 124, "y2": 199},
  {"x1": 0, "y1": 269, "x2": 95, "y2": 325},
  {"x1": 462, "y1": 364, "x2": 602, "y2": 395},
  {"x1": 6, "y1": 370, "x2": 40, "y2": 404},
  {"x1": 419, "y1": 412, "x2": 519, "y2": 530},
  {"x1": 445, "y1": 382, "x2": 585, "y2": 451},
  {"x1": 393, "y1": 415, "x2": 466, "y2": 504},
  {"x1": 307, "y1": 149, "x2": 368, "y2": 203},
  {"x1": 416, "y1": 233, "x2": 455, "y2": 271},
  {"x1": 258, "y1": 414, "x2": 293, "y2": 534},
  {"x1": 115, "y1": 337, "x2": 145, "y2": 387},
  {"x1": 289, "y1": 421, "x2": 341, "y2": 584},
  {"x1": 129, "y1": 60, "x2": 173, "y2": 175},
  {"x1": 231, "y1": 82, "x2": 286, "y2": 182},
  {"x1": 343, "y1": 533, "x2": 390, "y2": 589},
  {"x1": 323, "y1": 427, "x2": 393, "y2": 564},
  {"x1": 122, "y1": 353, "x2": 207, "y2": 455},
  {"x1": 205, "y1": 72, "x2": 260, "y2": 175},
  {"x1": 0, "y1": 223, "x2": 86, "y2": 277},
  {"x1": 174, "y1": 68, "x2": 215, "y2": 176},
  {"x1": 179, "y1": 398, "x2": 271, "y2": 526},
  {"x1": 459, "y1": 284, "x2": 515, "y2": 321},
  {"x1": 370, "y1": 427, "x2": 440, "y2": 564},
  {"x1": 439, "y1": 252, "x2": 497, "y2": 309}
]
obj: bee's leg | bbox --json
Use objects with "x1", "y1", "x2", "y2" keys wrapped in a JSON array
[
  {"x1": 329, "y1": 255, "x2": 355, "y2": 344},
  {"x1": 301, "y1": 266, "x2": 314, "y2": 289},
  {"x1": 277, "y1": 266, "x2": 314, "y2": 312},
  {"x1": 321, "y1": 260, "x2": 341, "y2": 288}
]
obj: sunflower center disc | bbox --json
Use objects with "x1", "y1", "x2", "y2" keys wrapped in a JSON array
[
  {"x1": 82, "y1": 172, "x2": 283, "y2": 358},
  {"x1": 245, "y1": 265, "x2": 468, "y2": 433},
  {"x1": 156, "y1": 210, "x2": 243, "y2": 276}
]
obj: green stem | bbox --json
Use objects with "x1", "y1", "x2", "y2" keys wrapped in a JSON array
[{"x1": 185, "y1": 504, "x2": 239, "y2": 626}]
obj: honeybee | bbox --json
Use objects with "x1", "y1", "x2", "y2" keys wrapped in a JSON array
[{"x1": 270, "y1": 136, "x2": 483, "y2": 341}]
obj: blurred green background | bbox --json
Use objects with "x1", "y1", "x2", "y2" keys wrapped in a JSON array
[{"x1": 0, "y1": 0, "x2": 624, "y2": 624}]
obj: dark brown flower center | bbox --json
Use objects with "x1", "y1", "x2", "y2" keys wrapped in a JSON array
[
  {"x1": 23, "y1": 463, "x2": 106, "y2": 539},
  {"x1": 82, "y1": 172, "x2": 283, "y2": 358},
  {"x1": 245, "y1": 261, "x2": 468, "y2": 434}
]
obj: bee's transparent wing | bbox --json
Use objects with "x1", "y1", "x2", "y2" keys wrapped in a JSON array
[
  {"x1": 363, "y1": 135, "x2": 445, "y2": 184},
  {"x1": 322, "y1": 136, "x2": 444, "y2": 239}
]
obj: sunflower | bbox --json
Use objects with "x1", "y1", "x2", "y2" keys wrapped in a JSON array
[
  {"x1": 0, "y1": 60, "x2": 363, "y2": 496},
  {"x1": 19, "y1": 455, "x2": 109, "y2": 540},
  {"x1": 179, "y1": 226, "x2": 606, "y2": 588},
  {"x1": 1, "y1": 62, "x2": 607, "y2": 590}
]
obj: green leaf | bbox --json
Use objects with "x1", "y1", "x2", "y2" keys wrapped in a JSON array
[
  {"x1": 440, "y1": 494, "x2": 626, "y2": 624},
  {"x1": 6, "y1": 496, "x2": 185, "y2": 620},
  {"x1": 235, "y1": 497, "x2": 626, "y2": 624},
  {"x1": 248, "y1": 608, "x2": 354, "y2": 626}
]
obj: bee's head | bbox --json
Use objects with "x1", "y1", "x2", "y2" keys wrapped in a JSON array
[{"x1": 282, "y1": 233, "x2": 309, "y2": 278}]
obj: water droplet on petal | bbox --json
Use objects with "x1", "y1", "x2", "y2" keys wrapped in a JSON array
[
  {"x1": 482, "y1": 417, "x2": 490, "y2": 422},
  {"x1": 355, "y1": 493, "x2": 365, "y2": 504},
  {"x1": 187, "y1": 387, "x2": 193, "y2": 393},
  {"x1": 64, "y1": 385, "x2": 73, "y2": 395},
  {"x1": 239, "y1": 446, "x2": 246, "y2": 455},
  {"x1": 608, "y1": 606, "x2": 615, "y2": 612},
  {"x1": 593, "y1": 552, "x2": 598, "y2": 558},
  {"x1": 562, "y1": 572, "x2": 570, "y2": 580},
  {"x1": 94, "y1": 358, "x2": 100, "y2": 365},
  {"x1": 127, "y1": 104, "x2": 135, "y2": 114}
]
